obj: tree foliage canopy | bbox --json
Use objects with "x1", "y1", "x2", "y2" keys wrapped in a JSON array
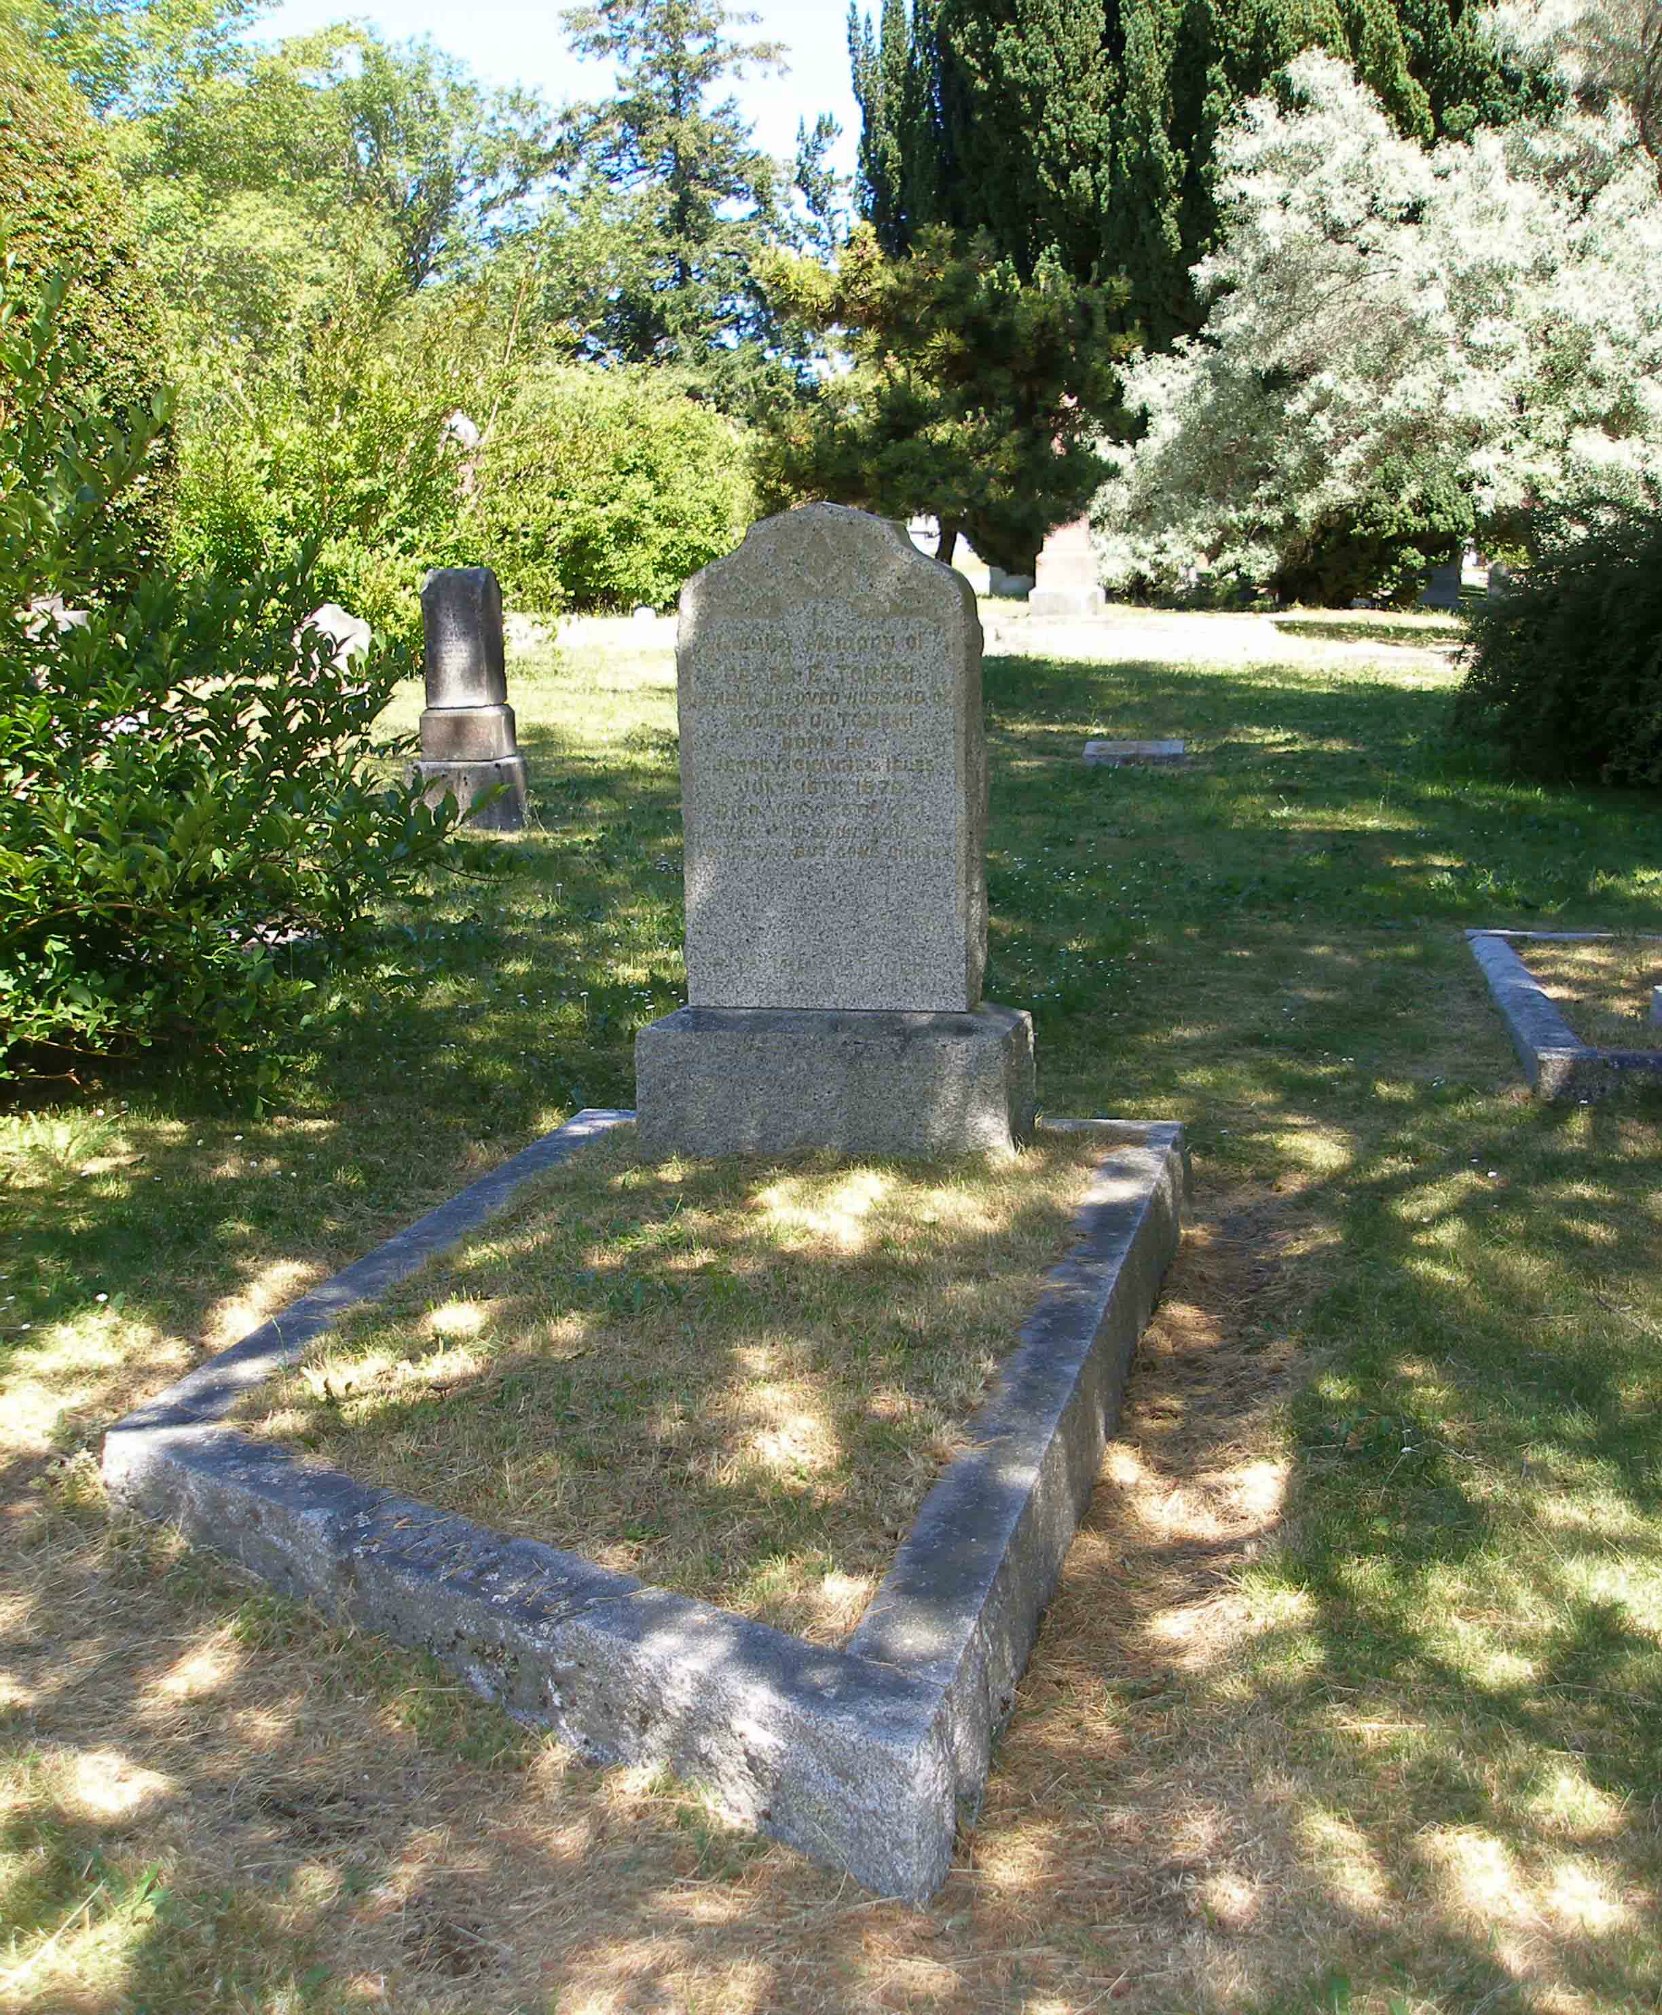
[
  {"x1": 0, "y1": 18, "x2": 171, "y2": 567},
  {"x1": 754, "y1": 224, "x2": 1125, "y2": 566},
  {"x1": 850, "y1": 0, "x2": 1557, "y2": 343},
  {"x1": 1092, "y1": 49, "x2": 1662, "y2": 603}
]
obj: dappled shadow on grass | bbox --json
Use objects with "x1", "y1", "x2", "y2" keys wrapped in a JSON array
[
  {"x1": 244, "y1": 1129, "x2": 1109, "y2": 1644},
  {"x1": 3, "y1": 636, "x2": 1662, "y2": 2007}
]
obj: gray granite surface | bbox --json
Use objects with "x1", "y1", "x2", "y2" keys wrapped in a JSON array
[
  {"x1": 678, "y1": 504, "x2": 987, "y2": 1012},
  {"x1": 636, "y1": 1004, "x2": 1035, "y2": 1157}
]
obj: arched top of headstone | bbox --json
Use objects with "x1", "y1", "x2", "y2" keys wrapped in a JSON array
[
  {"x1": 422, "y1": 566, "x2": 506, "y2": 709},
  {"x1": 681, "y1": 501, "x2": 977, "y2": 638},
  {"x1": 676, "y1": 502, "x2": 987, "y2": 1013}
]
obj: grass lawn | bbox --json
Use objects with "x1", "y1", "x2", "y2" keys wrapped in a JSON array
[
  {"x1": 243, "y1": 1126, "x2": 1112, "y2": 1644},
  {"x1": 1512, "y1": 935, "x2": 1662, "y2": 1051},
  {"x1": 2, "y1": 608, "x2": 1661, "y2": 2012}
]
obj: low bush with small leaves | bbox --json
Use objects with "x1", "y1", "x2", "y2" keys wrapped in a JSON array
[
  {"x1": 0, "y1": 270, "x2": 464, "y2": 1090},
  {"x1": 472, "y1": 363, "x2": 751, "y2": 614},
  {"x1": 1455, "y1": 505, "x2": 1662, "y2": 786}
]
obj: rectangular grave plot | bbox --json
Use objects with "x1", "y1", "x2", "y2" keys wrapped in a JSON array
[
  {"x1": 1467, "y1": 931, "x2": 1662, "y2": 1100},
  {"x1": 103, "y1": 1108, "x2": 1186, "y2": 1901}
]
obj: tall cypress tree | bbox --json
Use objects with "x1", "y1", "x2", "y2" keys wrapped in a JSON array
[{"x1": 849, "y1": 0, "x2": 1551, "y2": 342}]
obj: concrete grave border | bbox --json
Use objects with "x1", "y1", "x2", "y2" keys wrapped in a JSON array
[
  {"x1": 103, "y1": 1109, "x2": 1186, "y2": 1900},
  {"x1": 1467, "y1": 929, "x2": 1662, "y2": 1100}
]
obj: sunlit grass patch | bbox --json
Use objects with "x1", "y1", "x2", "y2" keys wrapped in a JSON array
[
  {"x1": 6, "y1": 614, "x2": 1662, "y2": 2008},
  {"x1": 1515, "y1": 934, "x2": 1662, "y2": 1050},
  {"x1": 244, "y1": 1127, "x2": 1110, "y2": 1642}
]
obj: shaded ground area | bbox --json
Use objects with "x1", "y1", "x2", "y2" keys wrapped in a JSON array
[
  {"x1": 1514, "y1": 935, "x2": 1662, "y2": 1051},
  {"x1": 3, "y1": 611, "x2": 1661, "y2": 2011},
  {"x1": 243, "y1": 1128, "x2": 1107, "y2": 1643}
]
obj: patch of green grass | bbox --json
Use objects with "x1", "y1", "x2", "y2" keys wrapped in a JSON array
[
  {"x1": 4, "y1": 615, "x2": 1662, "y2": 2007},
  {"x1": 1271, "y1": 612, "x2": 1465, "y2": 649}
]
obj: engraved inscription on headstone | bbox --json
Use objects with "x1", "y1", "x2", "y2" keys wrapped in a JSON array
[{"x1": 680, "y1": 505, "x2": 985, "y2": 1012}]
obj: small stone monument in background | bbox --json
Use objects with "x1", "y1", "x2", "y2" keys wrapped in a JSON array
[
  {"x1": 1419, "y1": 558, "x2": 1462, "y2": 610},
  {"x1": 413, "y1": 566, "x2": 528, "y2": 832},
  {"x1": 1029, "y1": 517, "x2": 1105, "y2": 619},
  {"x1": 636, "y1": 503, "x2": 1034, "y2": 1158}
]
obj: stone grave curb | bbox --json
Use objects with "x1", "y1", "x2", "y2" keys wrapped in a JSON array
[
  {"x1": 103, "y1": 1109, "x2": 1186, "y2": 1901},
  {"x1": 1467, "y1": 930, "x2": 1662, "y2": 1100}
]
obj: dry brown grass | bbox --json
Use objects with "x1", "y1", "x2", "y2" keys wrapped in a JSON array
[
  {"x1": 1517, "y1": 935, "x2": 1662, "y2": 1050},
  {"x1": 2, "y1": 1180, "x2": 1330, "y2": 2015},
  {"x1": 7, "y1": 619, "x2": 1662, "y2": 2010},
  {"x1": 242, "y1": 1127, "x2": 1110, "y2": 1643}
]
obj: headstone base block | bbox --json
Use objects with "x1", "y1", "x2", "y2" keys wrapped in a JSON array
[
  {"x1": 414, "y1": 755, "x2": 528, "y2": 832},
  {"x1": 420, "y1": 703, "x2": 518, "y2": 761},
  {"x1": 1029, "y1": 586, "x2": 1107, "y2": 619},
  {"x1": 636, "y1": 1004, "x2": 1035, "y2": 1158}
]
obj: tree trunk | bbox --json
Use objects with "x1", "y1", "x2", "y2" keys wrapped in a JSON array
[{"x1": 936, "y1": 518, "x2": 961, "y2": 565}]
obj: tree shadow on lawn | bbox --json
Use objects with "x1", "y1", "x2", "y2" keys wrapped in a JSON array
[{"x1": 2, "y1": 648, "x2": 1661, "y2": 2007}]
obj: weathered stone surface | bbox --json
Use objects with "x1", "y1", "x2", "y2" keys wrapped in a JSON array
[
  {"x1": 414, "y1": 754, "x2": 529, "y2": 831},
  {"x1": 850, "y1": 1121, "x2": 1186, "y2": 1793},
  {"x1": 1029, "y1": 518, "x2": 1106, "y2": 620},
  {"x1": 1083, "y1": 738, "x2": 1186, "y2": 767},
  {"x1": 422, "y1": 566, "x2": 507, "y2": 708},
  {"x1": 1466, "y1": 930, "x2": 1662, "y2": 1100},
  {"x1": 636, "y1": 1004, "x2": 1035, "y2": 1158},
  {"x1": 417, "y1": 566, "x2": 526, "y2": 831},
  {"x1": 1419, "y1": 559, "x2": 1463, "y2": 610},
  {"x1": 678, "y1": 503, "x2": 986, "y2": 1013},
  {"x1": 420, "y1": 703, "x2": 518, "y2": 762}
]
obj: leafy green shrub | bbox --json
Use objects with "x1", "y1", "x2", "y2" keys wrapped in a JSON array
[
  {"x1": 1455, "y1": 506, "x2": 1662, "y2": 785},
  {"x1": 0, "y1": 22, "x2": 172, "y2": 572},
  {"x1": 169, "y1": 291, "x2": 483, "y2": 653},
  {"x1": 0, "y1": 270, "x2": 462, "y2": 1090},
  {"x1": 472, "y1": 365, "x2": 751, "y2": 613}
]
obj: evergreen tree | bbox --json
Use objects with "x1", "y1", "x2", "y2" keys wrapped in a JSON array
[
  {"x1": 849, "y1": 0, "x2": 1555, "y2": 343},
  {"x1": 753, "y1": 225, "x2": 1126, "y2": 568},
  {"x1": 559, "y1": 0, "x2": 785, "y2": 370}
]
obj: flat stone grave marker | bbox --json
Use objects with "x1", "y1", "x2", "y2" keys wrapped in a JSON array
[
  {"x1": 636, "y1": 502, "x2": 1033, "y2": 1157},
  {"x1": 1083, "y1": 738, "x2": 1187, "y2": 767}
]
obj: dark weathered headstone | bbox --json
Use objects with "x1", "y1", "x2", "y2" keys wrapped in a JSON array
[
  {"x1": 413, "y1": 567, "x2": 528, "y2": 832},
  {"x1": 1419, "y1": 560, "x2": 1462, "y2": 610},
  {"x1": 635, "y1": 503, "x2": 1034, "y2": 1156}
]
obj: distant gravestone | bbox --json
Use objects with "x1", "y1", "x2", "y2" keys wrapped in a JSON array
[
  {"x1": 413, "y1": 567, "x2": 528, "y2": 832},
  {"x1": 987, "y1": 565, "x2": 1034, "y2": 599},
  {"x1": 635, "y1": 503, "x2": 1034, "y2": 1157},
  {"x1": 300, "y1": 601, "x2": 372, "y2": 669},
  {"x1": 1419, "y1": 560, "x2": 1462, "y2": 610},
  {"x1": 1029, "y1": 517, "x2": 1105, "y2": 619},
  {"x1": 1083, "y1": 738, "x2": 1187, "y2": 767}
]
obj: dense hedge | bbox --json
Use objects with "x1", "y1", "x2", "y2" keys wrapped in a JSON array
[
  {"x1": 1456, "y1": 508, "x2": 1662, "y2": 786},
  {"x1": 473, "y1": 366, "x2": 751, "y2": 613},
  {"x1": 0, "y1": 25, "x2": 172, "y2": 570}
]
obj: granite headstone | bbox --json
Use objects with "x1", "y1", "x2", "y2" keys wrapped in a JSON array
[
  {"x1": 636, "y1": 503, "x2": 1033, "y2": 1157},
  {"x1": 413, "y1": 566, "x2": 528, "y2": 831},
  {"x1": 1029, "y1": 517, "x2": 1106, "y2": 620}
]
